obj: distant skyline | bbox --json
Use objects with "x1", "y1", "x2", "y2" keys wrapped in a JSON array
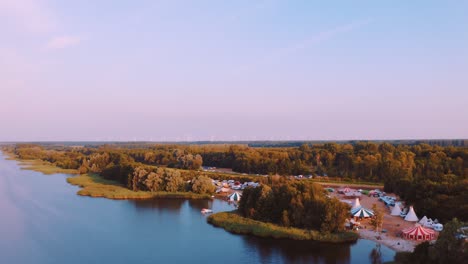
[{"x1": 1, "y1": 1, "x2": 467, "y2": 141}]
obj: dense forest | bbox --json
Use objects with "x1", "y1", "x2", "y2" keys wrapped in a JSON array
[
  {"x1": 238, "y1": 178, "x2": 349, "y2": 233},
  {"x1": 3, "y1": 142, "x2": 467, "y2": 222},
  {"x1": 197, "y1": 143, "x2": 467, "y2": 222}
]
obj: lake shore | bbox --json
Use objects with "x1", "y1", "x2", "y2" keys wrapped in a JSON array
[
  {"x1": 207, "y1": 211, "x2": 359, "y2": 243},
  {"x1": 67, "y1": 173, "x2": 210, "y2": 200},
  {"x1": 4, "y1": 151, "x2": 211, "y2": 200},
  {"x1": 358, "y1": 229, "x2": 416, "y2": 253}
]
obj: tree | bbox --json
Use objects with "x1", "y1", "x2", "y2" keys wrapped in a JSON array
[
  {"x1": 321, "y1": 197, "x2": 349, "y2": 233},
  {"x1": 430, "y1": 218, "x2": 467, "y2": 263},
  {"x1": 282, "y1": 210, "x2": 290, "y2": 227},
  {"x1": 164, "y1": 170, "x2": 184, "y2": 192},
  {"x1": 191, "y1": 175, "x2": 215, "y2": 194},
  {"x1": 144, "y1": 170, "x2": 164, "y2": 191},
  {"x1": 370, "y1": 204, "x2": 383, "y2": 232}
]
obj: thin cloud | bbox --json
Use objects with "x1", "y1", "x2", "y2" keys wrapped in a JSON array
[
  {"x1": 46, "y1": 36, "x2": 81, "y2": 49},
  {"x1": 235, "y1": 19, "x2": 372, "y2": 74}
]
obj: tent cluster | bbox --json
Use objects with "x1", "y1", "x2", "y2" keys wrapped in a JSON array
[
  {"x1": 338, "y1": 187, "x2": 362, "y2": 197},
  {"x1": 390, "y1": 205, "x2": 443, "y2": 239}
]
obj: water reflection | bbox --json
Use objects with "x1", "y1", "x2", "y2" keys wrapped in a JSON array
[
  {"x1": 242, "y1": 236, "x2": 352, "y2": 264},
  {"x1": 131, "y1": 198, "x2": 185, "y2": 211}
]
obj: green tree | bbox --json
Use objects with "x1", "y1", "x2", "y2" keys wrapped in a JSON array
[
  {"x1": 164, "y1": 170, "x2": 184, "y2": 192},
  {"x1": 370, "y1": 204, "x2": 384, "y2": 232},
  {"x1": 191, "y1": 175, "x2": 215, "y2": 194}
]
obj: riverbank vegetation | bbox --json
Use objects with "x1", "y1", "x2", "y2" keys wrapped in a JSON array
[
  {"x1": 1, "y1": 142, "x2": 466, "y2": 222},
  {"x1": 67, "y1": 174, "x2": 210, "y2": 200},
  {"x1": 18, "y1": 159, "x2": 79, "y2": 175},
  {"x1": 208, "y1": 211, "x2": 358, "y2": 243},
  {"x1": 238, "y1": 180, "x2": 349, "y2": 232},
  {"x1": 207, "y1": 178, "x2": 358, "y2": 242}
]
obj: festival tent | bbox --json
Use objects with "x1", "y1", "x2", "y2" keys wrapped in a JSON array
[
  {"x1": 351, "y1": 207, "x2": 374, "y2": 218},
  {"x1": 216, "y1": 187, "x2": 230, "y2": 193},
  {"x1": 419, "y1": 216, "x2": 431, "y2": 226},
  {"x1": 404, "y1": 206, "x2": 419, "y2": 222},
  {"x1": 351, "y1": 198, "x2": 361, "y2": 210},
  {"x1": 228, "y1": 192, "x2": 242, "y2": 202},
  {"x1": 390, "y1": 203, "x2": 402, "y2": 216},
  {"x1": 402, "y1": 225, "x2": 436, "y2": 240},
  {"x1": 345, "y1": 191, "x2": 362, "y2": 197}
]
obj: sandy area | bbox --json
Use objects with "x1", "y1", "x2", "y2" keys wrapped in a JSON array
[{"x1": 328, "y1": 186, "x2": 439, "y2": 252}]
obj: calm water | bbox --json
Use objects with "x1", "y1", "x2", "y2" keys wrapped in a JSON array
[{"x1": 0, "y1": 152, "x2": 395, "y2": 264}]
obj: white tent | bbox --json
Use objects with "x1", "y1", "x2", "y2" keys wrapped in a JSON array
[
  {"x1": 390, "y1": 203, "x2": 402, "y2": 216},
  {"x1": 216, "y1": 187, "x2": 230, "y2": 193},
  {"x1": 228, "y1": 192, "x2": 242, "y2": 202},
  {"x1": 419, "y1": 216, "x2": 428, "y2": 225},
  {"x1": 351, "y1": 198, "x2": 361, "y2": 210},
  {"x1": 404, "y1": 206, "x2": 419, "y2": 222},
  {"x1": 351, "y1": 207, "x2": 374, "y2": 218}
]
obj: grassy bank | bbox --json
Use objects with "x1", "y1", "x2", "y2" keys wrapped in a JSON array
[
  {"x1": 3, "y1": 151, "x2": 211, "y2": 200},
  {"x1": 18, "y1": 159, "x2": 79, "y2": 175},
  {"x1": 2, "y1": 151, "x2": 79, "y2": 175},
  {"x1": 67, "y1": 174, "x2": 211, "y2": 200},
  {"x1": 207, "y1": 211, "x2": 358, "y2": 243}
]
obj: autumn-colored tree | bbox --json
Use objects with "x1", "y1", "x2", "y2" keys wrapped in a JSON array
[{"x1": 191, "y1": 175, "x2": 215, "y2": 194}]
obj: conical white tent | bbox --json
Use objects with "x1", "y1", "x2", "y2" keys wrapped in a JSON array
[
  {"x1": 404, "y1": 206, "x2": 418, "y2": 222},
  {"x1": 390, "y1": 203, "x2": 402, "y2": 216},
  {"x1": 351, "y1": 207, "x2": 374, "y2": 218},
  {"x1": 351, "y1": 198, "x2": 361, "y2": 210},
  {"x1": 419, "y1": 216, "x2": 428, "y2": 225},
  {"x1": 228, "y1": 192, "x2": 241, "y2": 202}
]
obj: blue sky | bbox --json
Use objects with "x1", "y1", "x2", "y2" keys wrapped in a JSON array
[{"x1": 1, "y1": 0, "x2": 467, "y2": 141}]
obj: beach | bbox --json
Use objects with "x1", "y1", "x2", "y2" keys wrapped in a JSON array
[{"x1": 329, "y1": 187, "x2": 439, "y2": 252}]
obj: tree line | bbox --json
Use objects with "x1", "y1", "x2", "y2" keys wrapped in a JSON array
[{"x1": 5, "y1": 142, "x2": 467, "y2": 222}]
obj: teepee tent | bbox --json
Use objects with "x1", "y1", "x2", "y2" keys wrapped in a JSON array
[
  {"x1": 351, "y1": 198, "x2": 361, "y2": 210},
  {"x1": 404, "y1": 206, "x2": 418, "y2": 222},
  {"x1": 402, "y1": 225, "x2": 436, "y2": 240},
  {"x1": 228, "y1": 192, "x2": 241, "y2": 202},
  {"x1": 351, "y1": 207, "x2": 374, "y2": 218},
  {"x1": 390, "y1": 203, "x2": 402, "y2": 216},
  {"x1": 419, "y1": 216, "x2": 428, "y2": 225}
]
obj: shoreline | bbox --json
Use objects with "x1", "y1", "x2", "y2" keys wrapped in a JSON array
[
  {"x1": 358, "y1": 229, "x2": 416, "y2": 252},
  {"x1": 2, "y1": 151, "x2": 211, "y2": 200},
  {"x1": 207, "y1": 211, "x2": 359, "y2": 243}
]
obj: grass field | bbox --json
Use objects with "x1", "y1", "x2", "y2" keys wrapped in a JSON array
[
  {"x1": 207, "y1": 211, "x2": 359, "y2": 243},
  {"x1": 17, "y1": 159, "x2": 79, "y2": 175},
  {"x1": 67, "y1": 173, "x2": 211, "y2": 200}
]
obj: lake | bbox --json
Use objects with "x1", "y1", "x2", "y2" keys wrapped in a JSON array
[{"x1": 0, "y1": 152, "x2": 395, "y2": 264}]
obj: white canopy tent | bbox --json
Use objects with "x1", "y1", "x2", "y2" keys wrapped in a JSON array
[
  {"x1": 390, "y1": 203, "x2": 402, "y2": 216},
  {"x1": 419, "y1": 216, "x2": 428, "y2": 225},
  {"x1": 404, "y1": 206, "x2": 419, "y2": 222},
  {"x1": 351, "y1": 207, "x2": 374, "y2": 218},
  {"x1": 228, "y1": 192, "x2": 242, "y2": 202},
  {"x1": 351, "y1": 198, "x2": 361, "y2": 210}
]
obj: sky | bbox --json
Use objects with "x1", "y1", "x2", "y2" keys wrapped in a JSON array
[{"x1": 0, "y1": 0, "x2": 467, "y2": 141}]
